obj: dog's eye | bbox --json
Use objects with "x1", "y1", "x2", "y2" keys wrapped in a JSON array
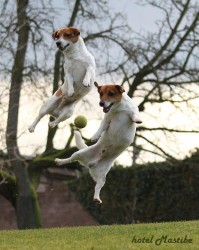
[
  {"x1": 99, "y1": 91, "x2": 103, "y2": 96},
  {"x1": 108, "y1": 91, "x2": 114, "y2": 97},
  {"x1": 64, "y1": 33, "x2": 70, "y2": 38}
]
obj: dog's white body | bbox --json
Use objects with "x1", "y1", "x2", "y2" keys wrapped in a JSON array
[
  {"x1": 55, "y1": 93, "x2": 140, "y2": 203},
  {"x1": 61, "y1": 36, "x2": 95, "y2": 96},
  {"x1": 29, "y1": 34, "x2": 95, "y2": 132}
]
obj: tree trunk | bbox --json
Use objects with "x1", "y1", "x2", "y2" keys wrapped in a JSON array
[
  {"x1": 6, "y1": 0, "x2": 41, "y2": 229},
  {"x1": 44, "y1": 50, "x2": 62, "y2": 153}
]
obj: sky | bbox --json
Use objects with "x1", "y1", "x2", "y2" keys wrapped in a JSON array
[
  {"x1": 108, "y1": 0, "x2": 162, "y2": 32},
  {"x1": 53, "y1": 0, "x2": 163, "y2": 32}
]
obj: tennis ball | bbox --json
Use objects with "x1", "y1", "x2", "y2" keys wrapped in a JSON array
[{"x1": 74, "y1": 115, "x2": 87, "y2": 128}]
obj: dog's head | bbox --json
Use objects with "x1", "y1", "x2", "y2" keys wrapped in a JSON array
[
  {"x1": 94, "y1": 82, "x2": 125, "y2": 113},
  {"x1": 52, "y1": 27, "x2": 80, "y2": 52}
]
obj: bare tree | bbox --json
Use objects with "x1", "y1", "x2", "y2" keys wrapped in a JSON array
[
  {"x1": 5, "y1": 0, "x2": 42, "y2": 229},
  {"x1": 0, "y1": 0, "x2": 55, "y2": 229},
  {"x1": 105, "y1": 0, "x2": 199, "y2": 161}
]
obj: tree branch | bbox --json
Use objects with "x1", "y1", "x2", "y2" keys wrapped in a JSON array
[
  {"x1": 138, "y1": 127, "x2": 199, "y2": 133},
  {"x1": 137, "y1": 134, "x2": 177, "y2": 161}
]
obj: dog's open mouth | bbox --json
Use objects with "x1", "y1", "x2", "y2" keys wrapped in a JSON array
[
  {"x1": 103, "y1": 103, "x2": 114, "y2": 113},
  {"x1": 59, "y1": 43, "x2": 70, "y2": 51}
]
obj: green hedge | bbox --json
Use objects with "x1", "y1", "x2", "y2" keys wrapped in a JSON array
[{"x1": 69, "y1": 152, "x2": 199, "y2": 224}]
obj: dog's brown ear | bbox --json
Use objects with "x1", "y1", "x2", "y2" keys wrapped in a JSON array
[
  {"x1": 52, "y1": 30, "x2": 59, "y2": 39},
  {"x1": 94, "y1": 82, "x2": 102, "y2": 92},
  {"x1": 115, "y1": 85, "x2": 125, "y2": 93},
  {"x1": 94, "y1": 81, "x2": 99, "y2": 88},
  {"x1": 70, "y1": 27, "x2": 80, "y2": 37}
]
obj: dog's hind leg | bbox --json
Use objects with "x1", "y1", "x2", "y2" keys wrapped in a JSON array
[
  {"x1": 55, "y1": 150, "x2": 83, "y2": 166},
  {"x1": 93, "y1": 176, "x2": 106, "y2": 204},
  {"x1": 28, "y1": 96, "x2": 60, "y2": 132},
  {"x1": 48, "y1": 102, "x2": 75, "y2": 128},
  {"x1": 28, "y1": 114, "x2": 44, "y2": 133},
  {"x1": 90, "y1": 159, "x2": 114, "y2": 204},
  {"x1": 55, "y1": 157, "x2": 73, "y2": 166},
  {"x1": 55, "y1": 146, "x2": 96, "y2": 167}
]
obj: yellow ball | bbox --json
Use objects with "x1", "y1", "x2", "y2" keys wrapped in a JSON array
[{"x1": 74, "y1": 115, "x2": 87, "y2": 128}]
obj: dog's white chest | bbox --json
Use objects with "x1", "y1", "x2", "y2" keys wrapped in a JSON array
[
  {"x1": 64, "y1": 59, "x2": 92, "y2": 97},
  {"x1": 98, "y1": 112, "x2": 136, "y2": 154},
  {"x1": 69, "y1": 60, "x2": 87, "y2": 82}
]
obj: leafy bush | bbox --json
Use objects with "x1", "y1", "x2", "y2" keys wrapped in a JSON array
[{"x1": 69, "y1": 152, "x2": 199, "y2": 224}]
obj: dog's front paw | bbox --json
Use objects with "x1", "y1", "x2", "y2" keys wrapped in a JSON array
[
  {"x1": 48, "y1": 121, "x2": 58, "y2": 128},
  {"x1": 55, "y1": 158, "x2": 63, "y2": 166},
  {"x1": 67, "y1": 88, "x2": 74, "y2": 97},
  {"x1": 28, "y1": 126, "x2": 35, "y2": 133},
  {"x1": 82, "y1": 77, "x2": 91, "y2": 87},
  {"x1": 134, "y1": 119, "x2": 142, "y2": 124},
  {"x1": 91, "y1": 135, "x2": 100, "y2": 142}
]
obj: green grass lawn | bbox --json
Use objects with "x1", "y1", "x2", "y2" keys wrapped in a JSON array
[{"x1": 0, "y1": 221, "x2": 198, "y2": 250}]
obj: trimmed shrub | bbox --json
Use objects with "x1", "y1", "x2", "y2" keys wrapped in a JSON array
[{"x1": 69, "y1": 153, "x2": 199, "y2": 224}]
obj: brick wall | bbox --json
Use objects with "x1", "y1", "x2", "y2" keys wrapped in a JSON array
[{"x1": 0, "y1": 180, "x2": 98, "y2": 230}]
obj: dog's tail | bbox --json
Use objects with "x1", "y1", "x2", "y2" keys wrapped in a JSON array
[{"x1": 74, "y1": 131, "x2": 88, "y2": 149}]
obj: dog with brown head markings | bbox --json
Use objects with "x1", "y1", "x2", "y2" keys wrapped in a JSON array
[
  {"x1": 28, "y1": 27, "x2": 95, "y2": 132},
  {"x1": 55, "y1": 82, "x2": 142, "y2": 204}
]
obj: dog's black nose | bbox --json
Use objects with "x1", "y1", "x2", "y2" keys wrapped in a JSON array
[
  {"x1": 56, "y1": 41, "x2": 61, "y2": 47},
  {"x1": 99, "y1": 101, "x2": 104, "y2": 107}
]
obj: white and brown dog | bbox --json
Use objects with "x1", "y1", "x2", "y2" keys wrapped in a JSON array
[
  {"x1": 29, "y1": 27, "x2": 95, "y2": 132},
  {"x1": 55, "y1": 82, "x2": 142, "y2": 204}
]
